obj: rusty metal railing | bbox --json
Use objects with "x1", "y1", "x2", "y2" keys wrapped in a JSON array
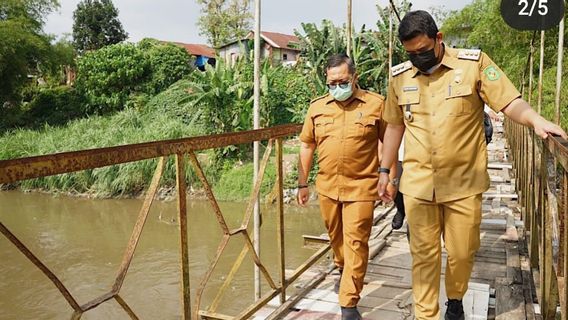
[
  {"x1": 0, "y1": 124, "x2": 332, "y2": 319},
  {"x1": 505, "y1": 119, "x2": 568, "y2": 320}
]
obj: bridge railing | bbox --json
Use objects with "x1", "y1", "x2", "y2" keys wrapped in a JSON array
[
  {"x1": 505, "y1": 119, "x2": 568, "y2": 320},
  {"x1": 0, "y1": 124, "x2": 331, "y2": 320}
]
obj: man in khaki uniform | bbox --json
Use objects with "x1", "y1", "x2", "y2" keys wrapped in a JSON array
[
  {"x1": 297, "y1": 53, "x2": 397, "y2": 319},
  {"x1": 377, "y1": 11, "x2": 568, "y2": 320}
]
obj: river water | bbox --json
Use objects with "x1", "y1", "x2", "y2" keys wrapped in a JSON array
[{"x1": 0, "y1": 191, "x2": 326, "y2": 319}]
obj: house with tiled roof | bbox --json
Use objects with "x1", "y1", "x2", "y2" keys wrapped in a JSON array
[
  {"x1": 169, "y1": 42, "x2": 216, "y2": 70},
  {"x1": 218, "y1": 31, "x2": 300, "y2": 66}
]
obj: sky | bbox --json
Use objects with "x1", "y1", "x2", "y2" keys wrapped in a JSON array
[{"x1": 44, "y1": 0, "x2": 472, "y2": 45}]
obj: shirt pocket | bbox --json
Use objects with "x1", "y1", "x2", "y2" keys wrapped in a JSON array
[
  {"x1": 314, "y1": 116, "x2": 334, "y2": 140},
  {"x1": 352, "y1": 117, "x2": 378, "y2": 139},
  {"x1": 446, "y1": 85, "x2": 473, "y2": 116},
  {"x1": 397, "y1": 91, "x2": 422, "y2": 124}
]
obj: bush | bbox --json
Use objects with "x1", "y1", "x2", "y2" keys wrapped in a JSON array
[
  {"x1": 76, "y1": 43, "x2": 148, "y2": 114},
  {"x1": 76, "y1": 40, "x2": 195, "y2": 115},
  {"x1": 25, "y1": 86, "x2": 86, "y2": 126},
  {"x1": 141, "y1": 39, "x2": 194, "y2": 94},
  {"x1": 0, "y1": 86, "x2": 86, "y2": 131}
]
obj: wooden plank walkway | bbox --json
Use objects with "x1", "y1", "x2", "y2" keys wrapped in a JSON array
[{"x1": 255, "y1": 123, "x2": 537, "y2": 320}]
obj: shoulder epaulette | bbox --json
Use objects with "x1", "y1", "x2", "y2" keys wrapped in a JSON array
[
  {"x1": 310, "y1": 93, "x2": 330, "y2": 104},
  {"x1": 457, "y1": 49, "x2": 482, "y2": 61},
  {"x1": 392, "y1": 61, "x2": 413, "y2": 77}
]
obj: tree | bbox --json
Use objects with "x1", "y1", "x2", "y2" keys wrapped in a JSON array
[
  {"x1": 0, "y1": 0, "x2": 59, "y2": 105},
  {"x1": 72, "y1": 0, "x2": 128, "y2": 53},
  {"x1": 196, "y1": 0, "x2": 252, "y2": 47}
]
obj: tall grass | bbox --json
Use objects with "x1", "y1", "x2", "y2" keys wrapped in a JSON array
[{"x1": 0, "y1": 81, "x2": 208, "y2": 197}]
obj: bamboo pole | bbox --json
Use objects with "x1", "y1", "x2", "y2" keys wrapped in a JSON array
[
  {"x1": 537, "y1": 30, "x2": 545, "y2": 114},
  {"x1": 555, "y1": 17, "x2": 565, "y2": 125},
  {"x1": 388, "y1": 3, "x2": 393, "y2": 83}
]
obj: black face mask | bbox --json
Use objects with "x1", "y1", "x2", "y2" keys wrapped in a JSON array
[{"x1": 409, "y1": 42, "x2": 439, "y2": 72}]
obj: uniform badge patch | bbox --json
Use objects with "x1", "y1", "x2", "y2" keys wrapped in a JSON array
[{"x1": 484, "y1": 66, "x2": 500, "y2": 81}]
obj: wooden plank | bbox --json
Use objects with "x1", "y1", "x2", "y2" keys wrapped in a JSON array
[
  {"x1": 495, "y1": 277, "x2": 526, "y2": 320},
  {"x1": 483, "y1": 193, "x2": 519, "y2": 200},
  {"x1": 506, "y1": 241, "x2": 523, "y2": 285},
  {"x1": 265, "y1": 271, "x2": 328, "y2": 320},
  {"x1": 489, "y1": 163, "x2": 514, "y2": 169},
  {"x1": 504, "y1": 211, "x2": 523, "y2": 285},
  {"x1": 521, "y1": 254, "x2": 538, "y2": 320}
]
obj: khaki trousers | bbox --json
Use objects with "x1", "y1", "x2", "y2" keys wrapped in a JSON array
[
  {"x1": 404, "y1": 194, "x2": 482, "y2": 320},
  {"x1": 318, "y1": 195, "x2": 375, "y2": 307}
]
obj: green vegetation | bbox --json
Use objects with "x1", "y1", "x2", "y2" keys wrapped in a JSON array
[
  {"x1": 0, "y1": 0, "x2": 60, "y2": 104},
  {"x1": 0, "y1": 82, "x2": 201, "y2": 197},
  {"x1": 76, "y1": 40, "x2": 193, "y2": 114}
]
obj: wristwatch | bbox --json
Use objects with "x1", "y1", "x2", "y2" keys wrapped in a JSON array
[
  {"x1": 389, "y1": 178, "x2": 400, "y2": 187},
  {"x1": 378, "y1": 167, "x2": 391, "y2": 174}
]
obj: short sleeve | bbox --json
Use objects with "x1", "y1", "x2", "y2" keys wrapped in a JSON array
[
  {"x1": 383, "y1": 81, "x2": 405, "y2": 125},
  {"x1": 299, "y1": 105, "x2": 315, "y2": 143},
  {"x1": 478, "y1": 53, "x2": 521, "y2": 113}
]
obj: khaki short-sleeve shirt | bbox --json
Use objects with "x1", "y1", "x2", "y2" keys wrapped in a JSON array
[
  {"x1": 300, "y1": 88, "x2": 386, "y2": 201},
  {"x1": 383, "y1": 47, "x2": 521, "y2": 202}
]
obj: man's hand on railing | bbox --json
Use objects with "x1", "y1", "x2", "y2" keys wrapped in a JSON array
[{"x1": 533, "y1": 117, "x2": 568, "y2": 140}]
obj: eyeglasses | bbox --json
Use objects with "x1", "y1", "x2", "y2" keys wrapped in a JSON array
[{"x1": 327, "y1": 81, "x2": 351, "y2": 90}]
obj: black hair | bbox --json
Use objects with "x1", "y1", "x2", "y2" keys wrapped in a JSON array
[
  {"x1": 325, "y1": 53, "x2": 356, "y2": 75},
  {"x1": 398, "y1": 10, "x2": 439, "y2": 42}
]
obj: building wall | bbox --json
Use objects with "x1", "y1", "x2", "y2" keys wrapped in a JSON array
[
  {"x1": 281, "y1": 49, "x2": 298, "y2": 62},
  {"x1": 219, "y1": 40, "x2": 299, "y2": 66},
  {"x1": 219, "y1": 42, "x2": 248, "y2": 65}
]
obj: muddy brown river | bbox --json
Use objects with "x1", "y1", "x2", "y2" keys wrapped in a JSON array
[{"x1": 0, "y1": 191, "x2": 326, "y2": 319}]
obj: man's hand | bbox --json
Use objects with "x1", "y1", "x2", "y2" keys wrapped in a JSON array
[
  {"x1": 297, "y1": 187, "x2": 310, "y2": 206},
  {"x1": 533, "y1": 117, "x2": 568, "y2": 139},
  {"x1": 378, "y1": 172, "x2": 393, "y2": 203},
  {"x1": 386, "y1": 182, "x2": 398, "y2": 203}
]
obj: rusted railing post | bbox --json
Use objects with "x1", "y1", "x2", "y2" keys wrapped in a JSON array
[
  {"x1": 176, "y1": 154, "x2": 191, "y2": 319},
  {"x1": 276, "y1": 138, "x2": 286, "y2": 303}
]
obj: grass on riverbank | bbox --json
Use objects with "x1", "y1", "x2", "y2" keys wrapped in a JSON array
[{"x1": 0, "y1": 80, "x2": 304, "y2": 200}]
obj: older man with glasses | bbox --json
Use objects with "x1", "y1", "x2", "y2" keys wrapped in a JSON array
[{"x1": 297, "y1": 53, "x2": 397, "y2": 319}]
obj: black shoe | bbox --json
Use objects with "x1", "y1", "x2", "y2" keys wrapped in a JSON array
[
  {"x1": 445, "y1": 299, "x2": 464, "y2": 320},
  {"x1": 334, "y1": 269, "x2": 343, "y2": 294},
  {"x1": 391, "y1": 210, "x2": 405, "y2": 230},
  {"x1": 341, "y1": 306, "x2": 362, "y2": 320}
]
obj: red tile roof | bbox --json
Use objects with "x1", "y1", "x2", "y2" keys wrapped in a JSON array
[
  {"x1": 171, "y1": 42, "x2": 216, "y2": 58},
  {"x1": 246, "y1": 31, "x2": 300, "y2": 51}
]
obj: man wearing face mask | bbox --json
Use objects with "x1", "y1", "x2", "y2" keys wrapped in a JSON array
[
  {"x1": 297, "y1": 53, "x2": 397, "y2": 319},
  {"x1": 377, "y1": 11, "x2": 567, "y2": 320}
]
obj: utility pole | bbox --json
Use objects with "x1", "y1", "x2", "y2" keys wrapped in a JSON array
[
  {"x1": 347, "y1": 0, "x2": 352, "y2": 56},
  {"x1": 253, "y1": 0, "x2": 261, "y2": 300}
]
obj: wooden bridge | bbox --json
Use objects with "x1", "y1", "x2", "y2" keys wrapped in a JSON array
[{"x1": 0, "y1": 116, "x2": 567, "y2": 319}]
